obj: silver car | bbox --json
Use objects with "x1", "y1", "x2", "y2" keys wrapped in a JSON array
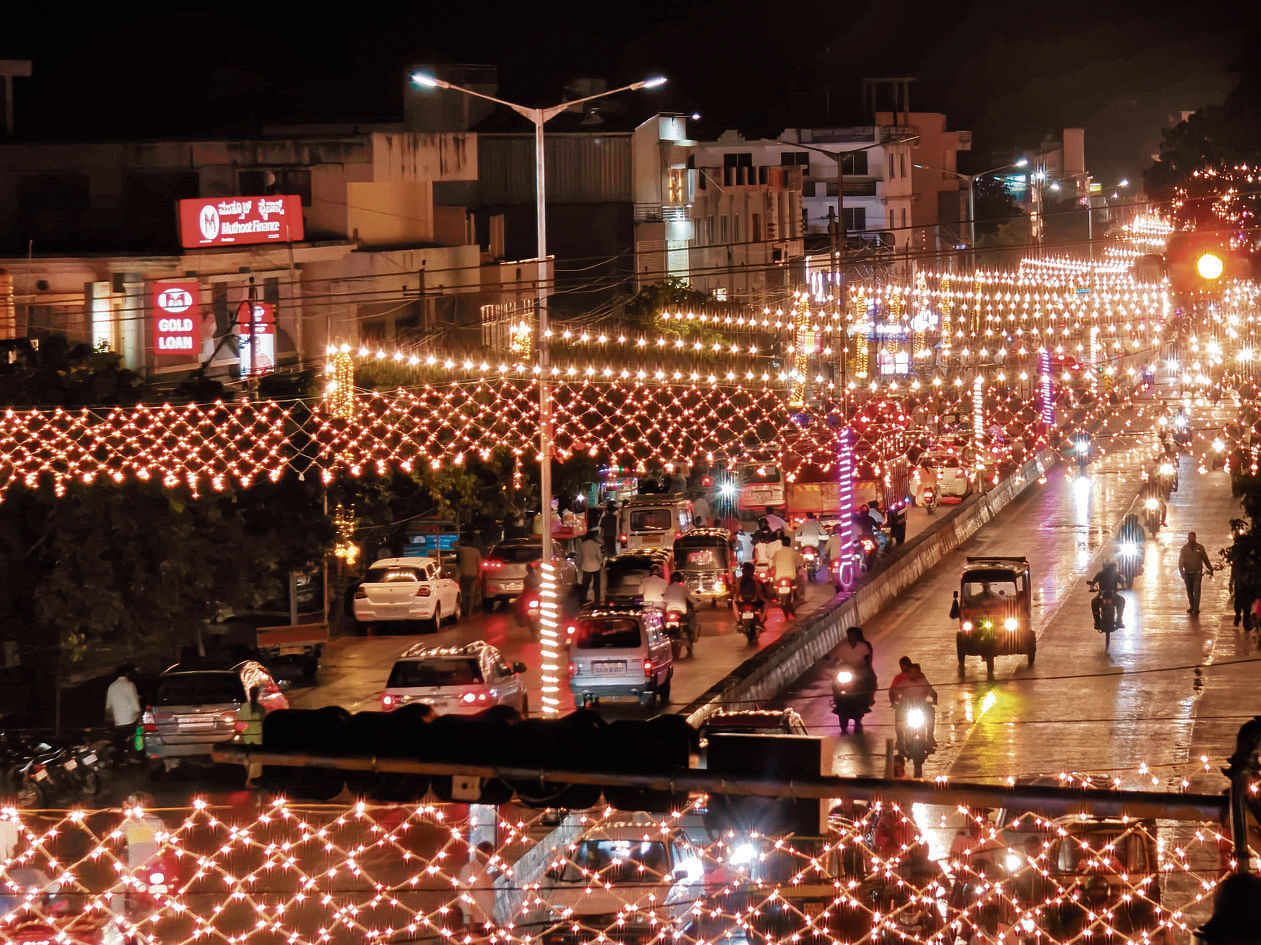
[
  {"x1": 142, "y1": 660, "x2": 288, "y2": 774},
  {"x1": 381, "y1": 641, "x2": 529, "y2": 716},
  {"x1": 481, "y1": 539, "x2": 578, "y2": 608},
  {"x1": 567, "y1": 605, "x2": 673, "y2": 709}
]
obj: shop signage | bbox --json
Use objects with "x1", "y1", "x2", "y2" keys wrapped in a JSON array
[
  {"x1": 178, "y1": 195, "x2": 304, "y2": 248},
  {"x1": 152, "y1": 280, "x2": 200, "y2": 355}
]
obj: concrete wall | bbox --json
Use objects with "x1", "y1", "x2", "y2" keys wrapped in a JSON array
[{"x1": 685, "y1": 447, "x2": 1059, "y2": 727}]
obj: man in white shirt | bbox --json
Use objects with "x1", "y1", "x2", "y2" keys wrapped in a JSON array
[
  {"x1": 771, "y1": 538, "x2": 803, "y2": 583},
  {"x1": 106, "y1": 666, "x2": 142, "y2": 764},
  {"x1": 794, "y1": 512, "x2": 826, "y2": 550},
  {"x1": 638, "y1": 564, "x2": 669, "y2": 608}
]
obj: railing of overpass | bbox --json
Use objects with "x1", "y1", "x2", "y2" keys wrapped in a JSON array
[{"x1": 0, "y1": 762, "x2": 1251, "y2": 945}]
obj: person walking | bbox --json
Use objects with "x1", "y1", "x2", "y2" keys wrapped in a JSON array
[
  {"x1": 1229, "y1": 547, "x2": 1257, "y2": 630},
  {"x1": 599, "y1": 501, "x2": 619, "y2": 556},
  {"x1": 578, "y1": 530, "x2": 604, "y2": 604},
  {"x1": 1178, "y1": 531, "x2": 1215, "y2": 616},
  {"x1": 105, "y1": 665, "x2": 142, "y2": 766},
  {"x1": 455, "y1": 537, "x2": 483, "y2": 616}
]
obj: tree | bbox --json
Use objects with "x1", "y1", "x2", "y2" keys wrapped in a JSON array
[
  {"x1": 971, "y1": 176, "x2": 1024, "y2": 240},
  {"x1": 623, "y1": 278, "x2": 713, "y2": 332}
]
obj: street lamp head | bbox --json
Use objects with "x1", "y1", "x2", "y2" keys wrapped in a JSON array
[
  {"x1": 637, "y1": 75, "x2": 668, "y2": 90},
  {"x1": 1015, "y1": 158, "x2": 1029, "y2": 168},
  {"x1": 1118, "y1": 177, "x2": 1130, "y2": 187},
  {"x1": 410, "y1": 72, "x2": 448, "y2": 90},
  {"x1": 1049, "y1": 181, "x2": 1061, "y2": 191}
]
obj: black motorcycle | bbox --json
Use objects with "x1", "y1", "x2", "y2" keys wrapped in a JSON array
[
  {"x1": 735, "y1": 599, "x2": 763, "y2": 645},
  {"x1": 663, "y1": 607, "x2": 696, "y2": 660},
  {"x1": 831, "y1": 666, "x2": 876, "y2": 734},
  {"x1": 895, "y1": 698, "x2": 936, "y2": 777},
  {"x1": 1090, "y1": 582, "x2": 1120, "y2": 651}
]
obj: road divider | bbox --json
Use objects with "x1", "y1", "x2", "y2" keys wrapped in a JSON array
[{"x1": 684, "y1": 447, "x2": 1059, "y2": 726}]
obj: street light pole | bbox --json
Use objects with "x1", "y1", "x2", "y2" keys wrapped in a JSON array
[
  {"x1": 914, "y1": 159, "x2": 1026, "y2": 271},
  {"x1": 413, "y1": 71, "x2": 665, "y2": 716}
]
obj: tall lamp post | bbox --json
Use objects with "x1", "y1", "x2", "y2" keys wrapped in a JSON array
[
  {"x1": 412, "y1": 71, "x2": 666, "y2": 717},
  {"x1": 913, "y1": 158, "x2": 1027, "y2": 269}
]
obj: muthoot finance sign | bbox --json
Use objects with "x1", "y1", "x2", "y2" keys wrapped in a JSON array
[
  {"x1": 177, "y1": 195, "x2": 305, "y2": 248},
  {"x1": 152, "y1": 280, "x2": 201, "y2": 355}
]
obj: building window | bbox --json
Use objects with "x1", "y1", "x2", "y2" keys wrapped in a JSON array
[
  {"x1": 888, "y1": 209, "x2": 895, "y2": 229},
  {"x1": 239, "y1": 168, "x2": 313, "y2": 206},
  {"x1": 900, "y1": 153, "x2": 907, "y2": 178},
  {"x1": 841, "y1": 151, "x2": 868, "y2": 175},
  {"x1": 901, "y1": 208, "x2": 907, "y2": 228},
  {"x1": 781, "y1": 152, "x2": 810, "y2": 176},
  {"x1": 842, "y1": 207, "x2": 866, "y2": 232},
  {"x1": 888, "y1": 155, "x2": 895, "y2": 179},
  {"x1": 667, "y1": 168, "x2": 686, "y2": 205},
  {"x1": 752, "y1": 213, "x2": 762, "y2": 242}
]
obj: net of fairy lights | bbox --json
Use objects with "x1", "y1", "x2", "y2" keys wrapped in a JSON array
[{"x1": 0, "y1": 796, "x2": 1238, "y2": 945}]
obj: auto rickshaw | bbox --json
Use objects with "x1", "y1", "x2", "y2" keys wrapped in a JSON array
[
  {"x1": 673, "y1": 527, "x2": 736, "y2": 607},
  {"x1": 950, "y1": 556, "x2": 1035, "y2": 676}
]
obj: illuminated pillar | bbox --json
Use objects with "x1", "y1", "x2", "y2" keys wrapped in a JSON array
[
  {"x1": 1038, "y1": 348, "x2": 1054, "y2": 430},
  {"x1": 538, "y1": 562, "x2": 562, "y2": 715},
  {"x1": 973, "y1": 374, "x2": 985, "y2": 488},
  {"x1": 835, "y1": 427, "x2": 858, "y2": 591}
]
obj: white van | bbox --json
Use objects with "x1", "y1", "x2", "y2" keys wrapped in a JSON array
[{"x1": 618, "y1": 494, "x2": 693, "y2": 551}]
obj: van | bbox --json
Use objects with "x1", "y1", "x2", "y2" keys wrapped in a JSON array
[
  {"x1": 618, "y1": 494, "x2": 693, "y2": 551},
  {"x1": 566, "y1": 604, "x2": 673, "y2": 708}
]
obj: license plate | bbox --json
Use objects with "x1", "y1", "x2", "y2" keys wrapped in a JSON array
[
  {"x1": 83, "y1": 753, "x2": 97, "y2": 765},
  {"x1": 178, "y1": 717, "x2": 214, "y2": 730},
  {"x1": 33, "y1": 769, "x2": 48, "y2": 781},
  {"x1": 592, "y1": 660, "x2": 626, "y2": 675},
  {"x1": 502, "y1": 581, "x2": 522, "y2": 591},
  {"x1": 63, "y1": 759, "x2": 77, "y2": 771},
  {"x1": 639, "y1": 536, "x2": 659, "y2": 546}
]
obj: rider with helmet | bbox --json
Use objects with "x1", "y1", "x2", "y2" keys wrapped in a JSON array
[{"x1": 1089, "y1": 559, "x2": 1126, "y2": 628}]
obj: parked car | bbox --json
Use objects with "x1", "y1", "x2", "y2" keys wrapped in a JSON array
[
  {"x1": 353, "y1": 556, "x2": 461, "y2": 633},
  {"x1": 481, "y1": 539, "x2": 579, "y2": 610},
  {"x1": 697, "y1": 708, "x2": 808, "y2": 745},
  {"x1": 380, "y1": 641, "x2": 528, "y2": 716},
  {"x1": 528, "y1": 814, "x2": 708, "y2": 945},
  {"x1": 566, "y1": 605, "x2": 672, "y2": 709},
  {"x1": 141, "y1": 660, "x2": 287, "y2": 776}
]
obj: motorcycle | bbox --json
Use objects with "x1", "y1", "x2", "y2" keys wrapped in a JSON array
[
  {"x1": 663, "y1": 608, "x2": 695, "y2": 660},
  {"x1": 858, "y1": 536, "x2": 878, "y2": 572},
  {"x1": 514, "y1": 589, "x2": 542, "y2": 640},
  {"x1": 1089, "y1": 581, "x2": 1120, "y2": 651},
  {"x1": 1142, "y1": 496, "x2": 1163, "y2": 536},
  {"x1": 1074, "y1": 437, "x2": 1090, "y2": 471},
  {"x1": 1158, "y1": 460, "x2": 1178, "y2": 496},
  {"x1": 895, "y1": 699, "x2": 935, "y2": 777},
  {"x1": 800, "y1": 545, "x2": 821, "y2": 582},
  {"x1": 1116, "y1": 541, "x2": 1142, "y2": 590},
  {"x1": 922, "y1": 483, "x2": 938, "y2": 514},
  {"x1": 831, "y1": 666, "x2": 876, "y2": 734},
  {"x1": 774, "y1": 576, "x2": 797, "y2": 617},
  {"x1": 735, "y1": 599, "x2": 763, "y2": 645}
]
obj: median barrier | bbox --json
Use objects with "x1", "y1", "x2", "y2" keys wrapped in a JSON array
[{"x1": 684, "y1": 447, "x2": 1059, "y2": 727}]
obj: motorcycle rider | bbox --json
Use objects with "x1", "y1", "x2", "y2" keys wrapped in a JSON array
[
  {"x1": 890, "y1": 661, "x2": 938, "y2": 751},
  {"x1": 770, "y1": 536, "x2": 804, "y2": 610},
  {"x1": 831, "y1": 627, "x2": 877, "y2": 733},
  {"x1": 1089, "y1": 559, "x2": 1126, "y2": 629},
  {"x1": 1117, "y1": 512, "x2": 1147, "y2": 548},
  {"x1": 731, "y1": 561, "x2": 769, "y2": 622},
  {"x1": 639, "y1": 563, "x2": 669, "y2": 609},
  {"x1": 1139, "y1": 477, "x2": 1168, "y2": 525},
  {"x1": 794, "y1": 512, "x2": 826, "y2": 579},
  {"x1": 662, "y1": 572, "x2": 694, "y2": 640}
]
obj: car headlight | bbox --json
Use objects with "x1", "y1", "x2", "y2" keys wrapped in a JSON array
[
  {"x1": 1004, "y1": 617, "x2": 1019, "y2": 631},
  {"x1": 1006, "y1": 852, "x2": 1023, "y2": 874},
  {"x1": 905, "y1": 707, "x2": 926, "y2": 729},
  {"x1": 1145, "y1": 497, "x2": 1159, "y2": 510},
  {"x1": 1120, "y1": 541, "x2": 1138, "y2": 557},
  {"x1": 836, "y1": 669, "x2": 854, "y2": 685},
  {"x1": 961, "y1": 620, "x2": 973, "y2": 631}
]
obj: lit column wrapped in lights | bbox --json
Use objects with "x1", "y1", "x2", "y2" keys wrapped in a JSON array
[
  {"x1": 973, "y1": 374, "x2": 985, "y2": 488},
  {"x1": 1038, "y1": 348, "x2": 1054, "y2": 430},
  {"x1": 834, "y1": 427, "x2": 857, "y2": 590},
  {"x1": 537, "y1": 560, "x2": 562, "y2": 715}
]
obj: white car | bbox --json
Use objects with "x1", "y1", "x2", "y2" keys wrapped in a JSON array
[
  {"x1": 917, "y1": 451, "x2": 972, "y2": 500},
  {"x1": 381, "y1": 641, "x2": 528, "y2": 716},
  {"x1": 530, "y1": 815, "x2": 708, "y2": 945},
  {"x1": 353, "y1": 556, "x2": 461, "y2": 632}
]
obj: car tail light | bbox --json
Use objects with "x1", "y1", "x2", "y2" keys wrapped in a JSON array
[
  {"x1": 482, "y1": 559, "x2": 504, "y2": 570},
  {"x1": 354, "y1": 587, "x2": 367, "y2": 600},
  {"x1": 567, "y1": 662, "x2": 576, "y2": 679},
  {"x1": 141, "y1": 709, "x2": 157, "y2": 734},
  {"x1": 381, "y1": 693, "x2": 395, "y2": 709},
  {"x1": 643, "y1": 659, "x2": 654, "y2": 677},
  {"x1": 619, "y1": 534, "x2": 628, "y2": 544},
  {"x1": 414, "y1": 584, "x2": 431, "y2": 597},
  {"x1": 234, "y1": 720, "x2": 250, "y2": 733}
]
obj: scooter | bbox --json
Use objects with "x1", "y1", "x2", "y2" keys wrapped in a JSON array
[
  {"x1": 735, "y1": 600, "x2": 763, "y2": 645},
  {"x1": 663, "y1": 608, "x2": 695, "y2": 660},
  {"x1": 895, "y1": 699, "x2": 936, "y2": 778},
  {"x1": 800, "y1": 545, "x2": 821, "y2": 582},
  {"x1": 831, "y1": 666, "x2": 876, "y2": 734},
  {"x1": 1089, "y1": 581, "x2": 1120, "y2": 651},
  {"x1": 513, "y1": 589, "x2": 542, "y2": 640},
  {"x1": 922, "y1": 483, "x2": 938, "y2": 514},
  {"x1": 858, "y1": 536, "x2": 878, "y2": 572},
  {"x1": 774, "y1": 576, "x2": 797, "y2": 617}
]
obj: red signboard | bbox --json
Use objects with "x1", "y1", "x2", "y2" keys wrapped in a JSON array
[
  {"x1": 152, "y1": 280, "x2": 201, "y2": 356},
  {"x1": 177, "y1": 195, "x2": 304, "y2": 249}
]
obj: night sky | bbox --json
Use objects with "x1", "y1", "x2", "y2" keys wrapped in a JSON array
[{"x1": 3, "y1": 0, "x2": 1252, "y2": 183}]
